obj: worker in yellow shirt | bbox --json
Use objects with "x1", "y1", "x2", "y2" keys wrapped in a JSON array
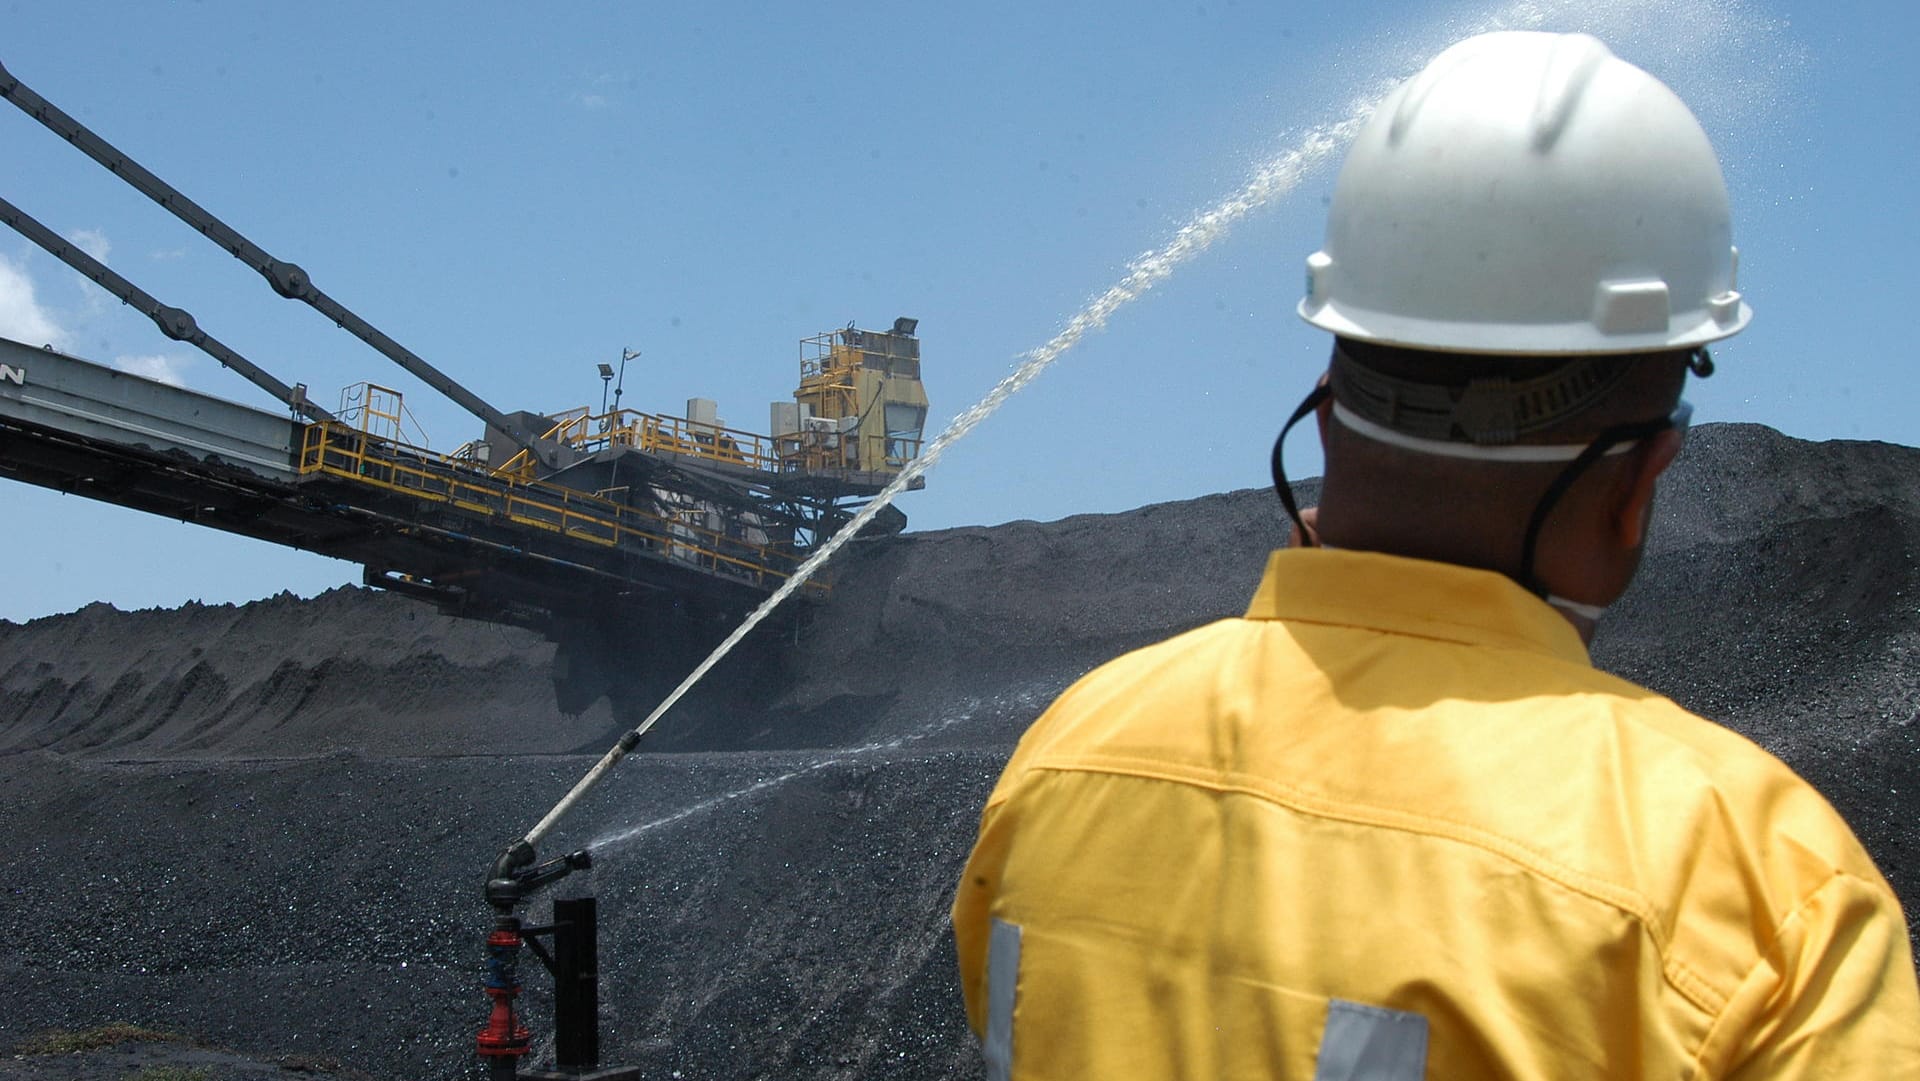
[{"x1": 953, "y1": 30, "x2": 1920, "y2": 1080}]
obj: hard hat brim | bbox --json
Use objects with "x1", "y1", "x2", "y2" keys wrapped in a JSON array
[{"x1": 1298, "y1": 296, "x2": 1752, "y2": 356}]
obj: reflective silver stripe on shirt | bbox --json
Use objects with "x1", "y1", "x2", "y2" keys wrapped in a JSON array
[
  {"x1": 1314, "y1": 999, "x2": 1429, "y2": 1081},
  {"x1": 985, "y1": 919, "x2": 1022, "y2": 1081}
]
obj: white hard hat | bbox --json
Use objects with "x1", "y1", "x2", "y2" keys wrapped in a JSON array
[{"x1": 1298, "y1": 31, "x2": 1752, "y2": 355}]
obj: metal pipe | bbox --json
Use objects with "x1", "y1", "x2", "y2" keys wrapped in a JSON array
[
  {"x1": 0, "y1": 194, "x2": 335, "y2": 423},
  {"x1": 0, "y1": 57, "x2": 553, "y2": 464}
]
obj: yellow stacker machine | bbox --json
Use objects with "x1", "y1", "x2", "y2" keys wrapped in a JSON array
[{"x1": 0, "y1": 59, "x2": 930, "y2": 712}]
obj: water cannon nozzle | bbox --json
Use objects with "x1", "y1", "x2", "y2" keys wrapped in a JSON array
[{"x1": 485, "y1": 843, "x2": 591, "y2": 912}]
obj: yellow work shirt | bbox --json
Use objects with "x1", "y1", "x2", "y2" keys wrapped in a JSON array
[{"x1": 953, "y1": 548, "x2": 1920, "y2": 1079}]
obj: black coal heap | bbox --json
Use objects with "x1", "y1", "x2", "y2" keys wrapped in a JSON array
[{"x1": 0, "y1": 423, "x2": 1913, "y2": 1079}]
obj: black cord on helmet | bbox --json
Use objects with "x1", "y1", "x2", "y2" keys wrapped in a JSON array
[
  {"x1": 1518, "y1": 347, "x2": 1710, "y2": 593},
  {"x1": 1517, "y1": 408, "x2": 1694, "y2": 595},
  {"x1": 1271, "y1": 383, "x2": 1331, "y2": 547},
  {"x1": 1279, "y1": 346, "x2": 1710, "y2": 583}
]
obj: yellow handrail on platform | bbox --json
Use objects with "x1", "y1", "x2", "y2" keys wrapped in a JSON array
[{"x1": 295, "y1": 422, "x2": 811, "y2": 589}]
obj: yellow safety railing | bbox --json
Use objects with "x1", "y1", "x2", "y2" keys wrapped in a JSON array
[
  {"x1": 295, "y1": 422, "x2": 809, "y2": 588},
  {"x1": 563, "y1": 409, "x2": 780, "y2": 471},
  {"x1": 769, "y1": 429, "x2": 923, "y2": 476},
  {"x1": 484, "y1": 387, "x2": 927, "y2": 485},
  {"x1": 486, "y1": 407, "x2": 786, "y2": 482},
  {"x1": 337, "y1": 382, "x2": 430, "y2": 447},
  {"x1": 884, "y1": 434, "x2": 925, "y2": 468},
  {"x1": 773, "y1": 432, "x2": 849, "y2": 475}
]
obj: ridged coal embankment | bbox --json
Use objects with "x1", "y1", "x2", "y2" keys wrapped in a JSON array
[{"x1": 0, "y1": 422, "x2": 1914, "y2": 1079}]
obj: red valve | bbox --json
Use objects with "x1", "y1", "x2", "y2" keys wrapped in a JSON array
[{"x1": 477, "y1": 924, "x2": 531, "y2": 1064}]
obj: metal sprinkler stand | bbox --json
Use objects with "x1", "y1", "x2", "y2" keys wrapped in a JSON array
[{"x1": 479, "y1": 844, "x2": 639, "y2": 1081}]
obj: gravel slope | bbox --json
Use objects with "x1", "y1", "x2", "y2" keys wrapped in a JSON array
[{"x1": 0, "y1": 422, "x2": 1914, "y2": 1079}]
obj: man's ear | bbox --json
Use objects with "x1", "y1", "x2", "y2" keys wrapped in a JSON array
[{"x1": 1614, "y1": 428, "x2": 1684, "y2": 548}]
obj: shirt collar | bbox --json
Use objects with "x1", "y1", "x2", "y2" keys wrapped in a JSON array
[{"x1": 1245, "y1": 548, "x2": 1592, "y2": 666}]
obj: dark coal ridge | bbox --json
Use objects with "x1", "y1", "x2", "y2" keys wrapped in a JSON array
[
  {"x1": 0, "y1": 747, "x2": 1003, "y2": 1080},
  {"x1": 0, "y1": 422, "x2": 1915, "y2": 1080}
]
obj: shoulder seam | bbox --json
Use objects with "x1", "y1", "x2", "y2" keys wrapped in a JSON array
[
  {"x1": 1691, "y1": 870, "x2": 1867, "y2": 1074},
  {"x1": 1029, "y1": 753, "x2": 1732, "y2": 1016}
]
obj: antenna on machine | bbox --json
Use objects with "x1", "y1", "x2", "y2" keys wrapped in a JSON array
[{"x1": 614, "y1": 347, "x2": 638, "y2": 413}]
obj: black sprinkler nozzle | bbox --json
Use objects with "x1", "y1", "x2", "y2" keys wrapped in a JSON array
[
  {"x1": 490, "y1": 840, "x2": 536, "y2": 883},
  {"x1": 485, "y1": 844, "x2": 591, "y2": 912}
]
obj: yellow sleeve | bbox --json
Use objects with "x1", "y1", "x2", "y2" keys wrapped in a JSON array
[
  {"x1": 949, "y1": 682, "x2": 1085, "y2": 1042},
  {"x1": 952, "y1": 793, "x2": 1009, "y2": 1040},
  {"x1": 1708, "y1": 873, "x2": 1920, "y2": 1078}
]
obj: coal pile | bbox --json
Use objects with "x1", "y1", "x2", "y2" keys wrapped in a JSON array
[{"x1": 0, "y1": 422, "x2": 1914, "y2": 1079}]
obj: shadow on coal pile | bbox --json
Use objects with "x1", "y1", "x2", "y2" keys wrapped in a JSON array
[{"x1": 0, "y1": 423, "x2": 1914, "y2": 1081}]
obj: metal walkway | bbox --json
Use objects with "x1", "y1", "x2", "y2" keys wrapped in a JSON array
[{"x1": 0, "y1": 337, "x2": 799, "y2": 629}]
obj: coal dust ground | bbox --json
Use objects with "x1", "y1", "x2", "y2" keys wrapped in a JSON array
[{"x1": 0, "y1": 423, "x2": 1914, "y2": 1079}]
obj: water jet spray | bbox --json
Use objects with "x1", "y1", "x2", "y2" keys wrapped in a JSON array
[
  {"x1": 473, "y1": 55, "x2": 1380, "y2": 1081},
  {"x1": 473, "y1": 1, "x2": 1769, "y2": 1071},
  {"x1": 497, "y1": 112, "x2": 1375, "y2": 873},
  {"x1": 492, "y1": 0, "x2": 1697, "y2": 870}
]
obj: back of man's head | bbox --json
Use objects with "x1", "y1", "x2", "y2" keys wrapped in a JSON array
[{"x1": 1280, "y1": 31, "x2": 1750, "y2": 618}]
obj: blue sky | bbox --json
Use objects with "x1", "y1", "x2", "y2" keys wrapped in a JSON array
[{"x1": 1, "y1": 0, "x2": 1912, "y2": 622}]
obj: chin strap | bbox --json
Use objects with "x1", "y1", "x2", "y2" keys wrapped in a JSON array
[
  {"x1": 1276, "y1": 347, "x2": 1709, "y2": 601},
  {"x1": 1516, "y1": 404, "x2": 1690, "y2": 596},
  {"x1": 1518, "y1": 348, "x2": 1709, "y2": 597},
  {"x1": 1279, "y1": 373, "x2": 1647, "y2": 589},
  {"x1": 1271, "y1": 383, "x2": 1332, "y2": 546}
]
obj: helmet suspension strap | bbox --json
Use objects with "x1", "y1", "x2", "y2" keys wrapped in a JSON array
[{"x1": 1271, "y1": 382, "x2": 1331, "y2": 546}]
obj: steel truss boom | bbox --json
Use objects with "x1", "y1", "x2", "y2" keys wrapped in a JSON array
[
  {"x1": 0, "y1": 193, "x2": 335, "y2": 423},
  {"x1": 0, "y1": 58, "x2": 552, "y2": 462}
]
